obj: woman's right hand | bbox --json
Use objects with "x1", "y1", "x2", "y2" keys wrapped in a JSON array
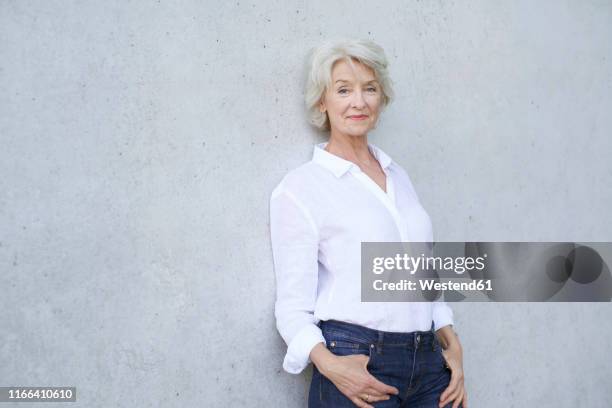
[{"x1": 312, "y1": 344, "x2": 399, "y2": 408}]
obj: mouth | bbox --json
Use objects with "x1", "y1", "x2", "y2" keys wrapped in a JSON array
[{"x1": 348, "y1": 115, "x2": 368, "y2": 121}]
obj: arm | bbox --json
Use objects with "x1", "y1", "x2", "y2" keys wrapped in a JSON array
[
  {"x1": 432, "y1": 302, "x2": 467, "y2": 408},
  {"x1": 269, "y1": 186, "x2": 399, "y2": 405},
  {"x1": 435, "y1": 325, "x2": 460, "y2": 352},
  {"x1": 269, "y1": 187, "x2": 325, "y2": 374},
  {"x1": 432, "y1": 300, "x2": 455, "y2": 348},
  {"x1": 309, "y1": 343, "x2": 339, "y2": 377}
]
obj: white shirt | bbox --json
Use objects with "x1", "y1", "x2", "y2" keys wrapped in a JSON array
[{"x1": 269, "y1": 141, "x2": 454, "y2": 374}]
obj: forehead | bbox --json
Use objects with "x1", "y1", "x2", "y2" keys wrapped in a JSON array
[{"x1": 330, "y1": 58, "x2": 376, "y2": 82}]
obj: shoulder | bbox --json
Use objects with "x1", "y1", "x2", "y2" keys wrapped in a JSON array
[
  {"x1": 389, "y1": 162, "x2": 420, "y2": 200},
  {"x1": 270, "y1": 161, "x2": 326, "y2": 201},
  {"x1": 390, "y1": 162, "x2": 412, "y2": 182},
  {"x1": 269, "y1": 162, "x2": 326, "y2": 230}
]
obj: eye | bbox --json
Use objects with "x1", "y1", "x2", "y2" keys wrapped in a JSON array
[
  {"x1": 338, "y1": 88, "x2": 349, "y2": 95},
  {"x1": 367, "y1": 87, "x2": 377, "y2": 92}
]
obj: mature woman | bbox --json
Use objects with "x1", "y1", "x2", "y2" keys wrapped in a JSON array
[{"x1": 269, "y1": 38, "x2": 467, "y2": 408}]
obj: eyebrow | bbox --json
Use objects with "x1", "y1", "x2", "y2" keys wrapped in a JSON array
[{"x1": 335, "y1": 79, "x2": 379, "y2": 84}]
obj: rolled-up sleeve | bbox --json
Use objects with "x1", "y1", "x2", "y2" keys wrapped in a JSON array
[
  {"x1": 432, "y1": 300, "x2": 454, "y2": 331},
  {"x1": 269, "y1": 187, "x2": 326, "y2": 374}
]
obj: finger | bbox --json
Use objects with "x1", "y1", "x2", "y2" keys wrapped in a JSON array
[
  {"x1": 359, "y1": 392, "x2": 391, "y2": 403},
  {"x1": 439, "y1": 380, "x2": 459, "y2": 407},
  {"x1": 363, "y1": 386, "x2": 393, "y2": 398},
  {"x1": 440, "y1": 370, "x2": 461, "y2": 402},
  {"x1": 440, "y1": 386, "x2": 462, "y2": 408},
  {"x1": 369, "y1": 376, "x2": 400, "y2": 396},
  {"x1": 439, "y1": 381, "x2": 457, "y2": 404},
  {"x1": 350, "y1": 396, "x2": 374, "y2": 408},
  {"x1": 452, "y1": 388, "x2": 464, "y2": 408}
]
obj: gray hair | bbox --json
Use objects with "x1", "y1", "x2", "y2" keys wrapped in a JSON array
[{"x1": 304, "y1": 38, "x2": 395, "y2": 131}]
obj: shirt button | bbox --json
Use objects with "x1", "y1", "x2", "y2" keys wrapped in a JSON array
[{"x1": 330, "y1": 341, "x2": 336, "y2": 348}]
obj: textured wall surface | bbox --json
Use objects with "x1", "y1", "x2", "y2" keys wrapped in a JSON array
[{"x1": 1, "y1": 1, "x2": 611, "y2": 407}]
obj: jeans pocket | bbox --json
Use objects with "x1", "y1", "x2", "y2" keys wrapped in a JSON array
[
  {"x1": 438, "y1": 347, "x2": 451, "y2": 372},
  {"x1": 321, "y1": 338, "x2": 378, "y2": 404},
  {"x1": 327, "y1": 338, "x2": 368, "y2": 353},
  {"x1": 326, "y1": 337, "x2": 380, "y2": 372},
  {"x1": 432, "y1": 337, "x2": 450, "y2": 370}
]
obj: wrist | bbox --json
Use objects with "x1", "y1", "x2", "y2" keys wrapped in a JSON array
[
  {"x1": 436, "y1": 325, "x2": 460, "y2": 350},
  {"x1": 446, "y1": 341, "x2": 462, "y2": 354},
  {"x1": 318, "y1": 354, "x2": 341, "y2": 377},
  {"x1": 310, "y1": 343, "x2": 339, "y2": 377}
]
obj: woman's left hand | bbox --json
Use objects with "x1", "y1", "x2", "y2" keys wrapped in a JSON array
[{"x1": 439, "y1": 344, "x2": 467, "y2": 408}]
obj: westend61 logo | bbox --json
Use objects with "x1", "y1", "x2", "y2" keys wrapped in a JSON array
[
  {"x1": 372, "y1": 253, "x2": 487, "y2": 275},
  {"x1": 361, "y1": 242, "x2": 612, "y2": 302}
]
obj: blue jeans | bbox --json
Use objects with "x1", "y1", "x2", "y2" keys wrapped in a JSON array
[{"x1": 309, "y1": 319, "x2": 461, "y2": 408}]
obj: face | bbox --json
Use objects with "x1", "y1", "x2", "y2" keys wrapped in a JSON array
[{"x1": 319, "y1": 58, "x2": 383, "y2": 137}]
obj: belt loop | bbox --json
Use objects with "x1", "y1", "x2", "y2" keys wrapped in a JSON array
[
  {"x1": 377, "y1": 331, "x2": 384, "y2": 351},
  {"x1": 430, "y1": 320, "x2": 436, "y2": 351}
]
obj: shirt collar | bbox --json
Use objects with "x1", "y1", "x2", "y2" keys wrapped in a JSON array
[{"x1": 312, "y1": 141, "x2": 393, "y2": 178}]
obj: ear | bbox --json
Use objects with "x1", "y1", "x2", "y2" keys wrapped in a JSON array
[{"x1": 319, "y1": 100, "x2": 326, "y2": 113}]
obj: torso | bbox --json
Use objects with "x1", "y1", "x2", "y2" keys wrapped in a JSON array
[
  {"x1": 325, "y1": 145, "x2": 387, "y2": 193},
  {"x1": 361, "y1": 165, "x2": 387, "y2": 193}
]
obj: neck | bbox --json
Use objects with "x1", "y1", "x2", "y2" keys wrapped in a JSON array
[{"x1": 324, "y1": 133, "x2": 375, "y2": 167}]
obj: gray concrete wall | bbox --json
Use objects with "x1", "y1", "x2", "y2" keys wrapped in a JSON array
[{"x1": 1, "y1": 1, "x2": 611, "y2": 407}]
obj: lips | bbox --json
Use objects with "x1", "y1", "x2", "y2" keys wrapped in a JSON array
[{"x1": 349, "y1": 115, "x2": 368, "y2": 120}]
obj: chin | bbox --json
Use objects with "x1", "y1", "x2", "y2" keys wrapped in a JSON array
[{"x1": 347, "y1": 130, "x2": 370, "y2": 138}]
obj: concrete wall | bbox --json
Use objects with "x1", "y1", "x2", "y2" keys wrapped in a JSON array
[{"x1": 1, "y1": 1, "x2": 611, "y2": 406}]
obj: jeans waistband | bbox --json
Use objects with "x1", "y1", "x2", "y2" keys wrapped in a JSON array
[{"x1": 318, "y1": 319, "x2": 438, "y2": 348}]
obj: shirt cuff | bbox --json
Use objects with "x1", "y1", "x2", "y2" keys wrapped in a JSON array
[
  {"x1": 282, "y1": 324, "x2": 326, "y2": 374},
  {"x1": 432, "y1": 302, "x2": 454, "y2": 331}
]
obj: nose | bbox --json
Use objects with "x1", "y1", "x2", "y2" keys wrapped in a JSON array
[{"x1": 351, "y1": 89, "x2": 366, "y2": 108}]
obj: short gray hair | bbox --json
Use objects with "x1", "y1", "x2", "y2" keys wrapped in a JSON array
[{"x1": 304, "y1": 38, "x2": 395, "y2": 131}]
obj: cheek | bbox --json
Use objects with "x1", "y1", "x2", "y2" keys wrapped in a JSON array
[
  {"x1": 329, "y1": 101, "x2": 349, "y2": 115},
  {"x1": 365, "y1": 96, "x2": 381, "y2": 110},
  {"x1": 330, "y1": 94, "x2": 348, "y2": 105},
  {"x1": 371, "y1": 95, "x2": 383, "y2": 106}
]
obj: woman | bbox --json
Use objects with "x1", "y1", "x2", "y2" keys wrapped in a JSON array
[{"x1": 269, "y1": 38, "x2": 467, "y2": 408}]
